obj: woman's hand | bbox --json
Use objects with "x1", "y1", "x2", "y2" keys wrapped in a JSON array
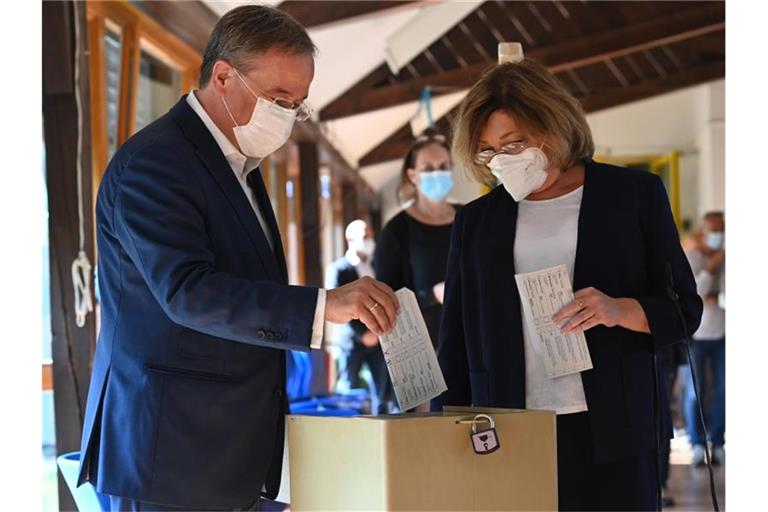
[{"x1": 552, "y1": 287, "x2": 650, "y2": 334}]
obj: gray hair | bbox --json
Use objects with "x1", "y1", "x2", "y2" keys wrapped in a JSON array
[{"x1": 199, "y1": 4, "x2": 316, "y2": 88}]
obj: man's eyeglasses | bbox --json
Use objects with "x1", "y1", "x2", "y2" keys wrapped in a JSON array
[
  {"x1": 473, "y1": 141, "x2": 529, "y2": 166},
  {"x1": 233, "y1": 68, "x2": 313, "y2": 122}
]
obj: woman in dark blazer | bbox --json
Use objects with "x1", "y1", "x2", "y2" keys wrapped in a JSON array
[{"x1": 431, "y1": 58, "x2": 702, "y2": 511}]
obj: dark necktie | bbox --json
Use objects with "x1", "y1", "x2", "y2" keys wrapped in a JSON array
[{"x1": 246, "y1": 168, "x2": 288, "y2": 281}]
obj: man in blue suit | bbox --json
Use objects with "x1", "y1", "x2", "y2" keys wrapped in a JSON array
[{"x1": 77, "y1": 6, "x2": 398, "y2": 511}]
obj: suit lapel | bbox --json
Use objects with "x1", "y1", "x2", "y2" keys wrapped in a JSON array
[
  {"x1": 249, "y1": 168, "x2": 289, "y2": 284},
  {"x1": 169, "y1": 96, "x2": 282, "y2": 282}
]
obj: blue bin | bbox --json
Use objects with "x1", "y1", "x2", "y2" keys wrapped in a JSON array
[
  {"x1": 56, "y1": 451, "x2": 110, "y2": 511},
  {"x1": 290, "y1": 391, "x2": 370, "y2": 417}
]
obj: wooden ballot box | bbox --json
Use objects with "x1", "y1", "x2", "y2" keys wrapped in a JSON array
[{"x1": 287, "y1": 407, "x2": 557, "y2": 511}]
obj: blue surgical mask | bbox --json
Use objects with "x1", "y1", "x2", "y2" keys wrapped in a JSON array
[
  {"x1": 706, "y1": 231, "x2": 724, "y2": 250},
  {"x1": 418, "y1": 170, "x2": 454, "y2": 202}
]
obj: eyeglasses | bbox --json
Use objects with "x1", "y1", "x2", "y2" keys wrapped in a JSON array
[
  {"x1": 473, "y1": 141, "x2": 530, "y2": 166},
  {"x1": 233, "y1": 68, "x2": 313, "y2": 122}
]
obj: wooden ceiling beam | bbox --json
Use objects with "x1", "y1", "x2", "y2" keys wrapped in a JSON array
[
  {"x1": 579, "y1": 60, "x2": 725, "y2": 113},
  {"x1": 277, "y1": 1, "x2": 420, "y2": 28},
  {"x1": 319, "y1": 3, "x2": 724, "y2": 121},
  {"x1": 359, "y1": 58, "x2": 724, "y2": 168},
  {"x1": 358, "y1": 114, "x2": 455, "y2": 167},
  {"x1": 131, "y1": 1, "x2": 219, "y2": 54}
]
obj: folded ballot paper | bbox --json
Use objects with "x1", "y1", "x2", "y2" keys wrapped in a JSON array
[
  {"x1": 379, "y1": 288, "x2": 447, "y2": 411},
  {"x1": 514, "y1": 265, "x2": 593, "y2": 379}
]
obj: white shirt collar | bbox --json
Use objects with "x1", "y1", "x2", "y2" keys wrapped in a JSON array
[{"x1": 186, "y1": 91, "x2": 261, "y2": 178}]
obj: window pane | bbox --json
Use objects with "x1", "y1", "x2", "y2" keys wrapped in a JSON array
[
  {"x1": 105, "y1": 29, "x2": 121, "y2": 160},
  {"x1": 135, "y1": 50, "x2": 181, "y2": 132}
]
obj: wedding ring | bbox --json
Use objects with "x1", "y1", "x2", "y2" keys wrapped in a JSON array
[
  {"x1": 576, "y1": 299, "x2": 586, "y2": 309},
  {"x1": 369, "y1": 302, "x2": 380, "y2": 312}
]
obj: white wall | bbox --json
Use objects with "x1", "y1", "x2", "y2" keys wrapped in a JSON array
[{"x1": 588, "y1": 79, "x2": 725, "y2": 225}]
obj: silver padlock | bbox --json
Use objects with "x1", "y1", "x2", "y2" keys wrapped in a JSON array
[{"x1": 470, "y1": 414, "x2": 500, "y2": 455}]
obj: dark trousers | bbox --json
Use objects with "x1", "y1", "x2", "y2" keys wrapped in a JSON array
[
  {"x1": 98, "y1": 493, "x2": 261, "y2": 511},
  {"x1": 557, "y1": 413, "x2": 657, "y2": 511},
  {"x1": 340, "y1": 343, "x2": 392, "y2": 413}
]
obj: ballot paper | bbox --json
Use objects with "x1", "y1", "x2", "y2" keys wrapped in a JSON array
[
  {"x1": 379, "y1": 288, "x2": 447, "y2": 411},
  {"x1": 514, "y1": 265, "x2": 593, "y2": 379}
]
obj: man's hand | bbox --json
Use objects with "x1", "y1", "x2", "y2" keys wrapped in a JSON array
[
  {"x1": 326, "y1": 276, "x2": 399, "y2": 336},
  {"x1": 361, "y1": 331, "x2": 379, "y2": 348}
]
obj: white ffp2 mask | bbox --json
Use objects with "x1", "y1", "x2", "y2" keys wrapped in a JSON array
[
  {"x1": 221, "y1": 74, "x2": 297, "y2": 159},
  {"x1": 488, "y1": 148, "x2": 549, "y2": 201}
]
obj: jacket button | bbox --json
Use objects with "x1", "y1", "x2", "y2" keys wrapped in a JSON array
[
  {"x1": 257, "y1": 330, "x2": 266, "y2": 339},
  {"x1": 266, "y1": 332, "x2": 275, "y2": 340}
]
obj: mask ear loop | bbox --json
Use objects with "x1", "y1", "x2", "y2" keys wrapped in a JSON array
[{"x1": 220, "y1": 95, "x2": 240, "y2": 128}]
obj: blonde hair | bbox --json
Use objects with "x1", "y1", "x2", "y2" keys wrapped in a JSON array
[{"x1": 452, "y1": 59, "x2": 594, "y2": 187}]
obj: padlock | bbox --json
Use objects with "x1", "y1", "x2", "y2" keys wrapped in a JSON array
[{"x1": 470, "y1": 414, "x2": 500, "y2": 455}]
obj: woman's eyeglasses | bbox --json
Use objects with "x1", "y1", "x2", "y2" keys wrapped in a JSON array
[{"x1": 473, "y1": 141, "x2": 529, "y2": 166}]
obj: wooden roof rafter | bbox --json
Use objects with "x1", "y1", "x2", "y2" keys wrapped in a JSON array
[{"x1": 320, "y1": 2, "x2": 725, "y2": 121}]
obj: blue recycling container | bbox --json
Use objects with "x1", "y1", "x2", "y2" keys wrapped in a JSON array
[{"x1": 56, "y1": 451, "x2": 111, "y2": 511}]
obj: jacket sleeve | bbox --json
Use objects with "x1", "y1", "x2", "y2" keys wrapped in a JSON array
[
  {"x1": 113, "y1": 143, "x2": 318, "y2": 351},
  {"x1": 635, "y1": 175, "x2": 703, "y2": 349},
  {"x1": 431, "y1": 210, "x2": 471, "y2": 410}
]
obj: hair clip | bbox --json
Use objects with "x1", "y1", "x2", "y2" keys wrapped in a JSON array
[{"x1": 498, "y1": 42, "x2": 524, "y2": 65}]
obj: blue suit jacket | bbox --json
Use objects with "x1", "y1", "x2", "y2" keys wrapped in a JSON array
[
  {"x1": 78, "y1": 96, "x2": 319, "y2": 508},
  {"x1": 431, "y1": 160, "x2": 703, "y2": 463}
]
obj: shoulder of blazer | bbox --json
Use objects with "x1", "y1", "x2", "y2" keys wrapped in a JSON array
[
  {"x1": 586, "y1": 158, "x2": 662, "y2": 191},
  {"x1": 456, "y1": 184, "x2": 509, "y2": 222}
]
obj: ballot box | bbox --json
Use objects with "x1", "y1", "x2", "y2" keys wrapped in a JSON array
[{"x1": 287, "y1": 407, "x2": 557, "y2": 511}]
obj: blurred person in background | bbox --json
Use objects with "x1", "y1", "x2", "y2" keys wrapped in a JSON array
[
  {"x1": 374, "y1": 129, "x2": 459, "y2": 412},
  {"x1": 326, "y1": 219, "x2": 392, "y2": 413},
  {"x1": 684, "y1": 211, "x2": 725, "y2": 466}
]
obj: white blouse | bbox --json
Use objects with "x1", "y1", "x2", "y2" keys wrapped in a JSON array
[{"x1": 514, "y1": 186, "x2": 588, "y2": 415}]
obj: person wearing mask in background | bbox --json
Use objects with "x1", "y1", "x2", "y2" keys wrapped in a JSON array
[
  {"x1": 78, "y1": 6, "x2": 399, "y2": 511},
  {"x1": 325, "y1": 219, "x2": 392, "y2": 413},
  {"x1": 432, "y1": 58, "x2": 702, "y2": 510},
  {"x1": 684, "y1": 211, "x2": 725, "y2": 466},
  {"x1": 374, "y1": 129, "x2": 458, "y2": 366}
]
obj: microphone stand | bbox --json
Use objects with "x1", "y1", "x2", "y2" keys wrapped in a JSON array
[{"x1": 665, "y1": 262, "x2": 720, "y2": 511}]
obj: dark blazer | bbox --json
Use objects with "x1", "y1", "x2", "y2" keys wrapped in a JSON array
[
  {"x1": 78, "y1": 96, "x2": 319, "y2": 509},
  {"x1": 325, "y1": 257, "x2": 367, "y2": 350},
  {"x1": 431, "y1": 159, "x2": 703, "y2": 464}
]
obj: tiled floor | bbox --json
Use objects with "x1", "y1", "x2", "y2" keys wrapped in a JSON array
[{"x1": 665, "y1": 433, "x2": 726, "y2": 511}]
